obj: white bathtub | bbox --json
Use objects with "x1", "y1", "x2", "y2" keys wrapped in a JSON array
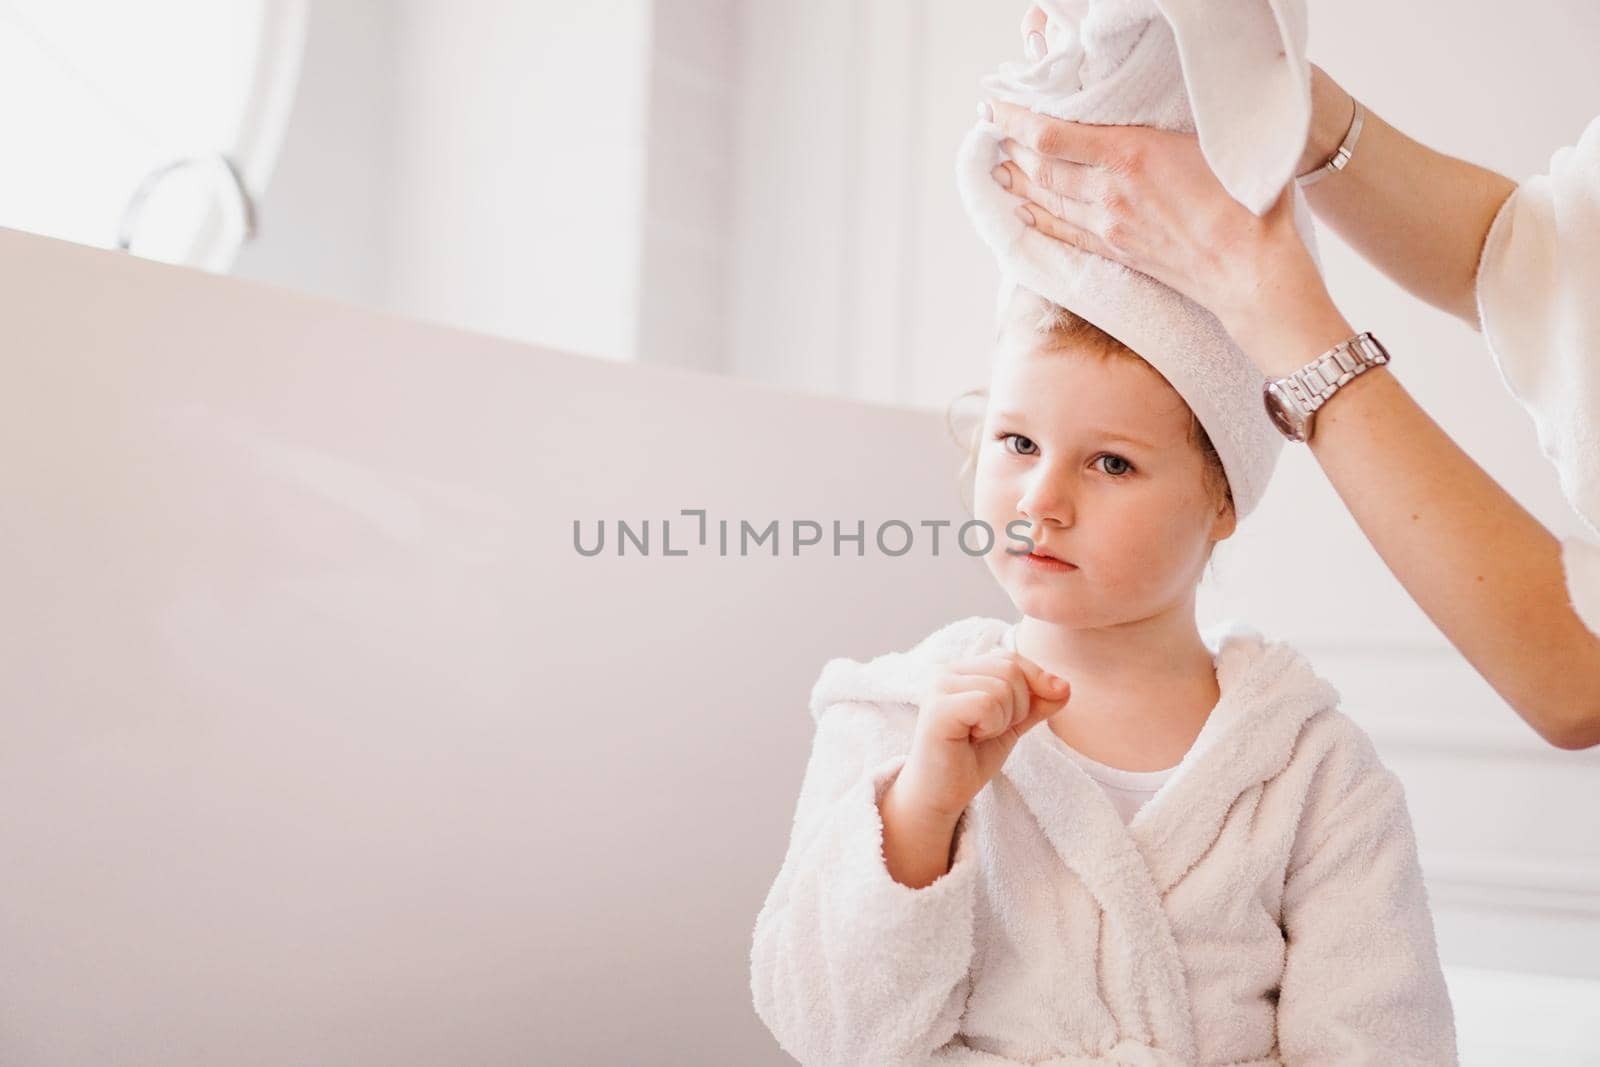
[{"x1": 1445, "y1": 965, "x2": 1600, "y2": 1065}]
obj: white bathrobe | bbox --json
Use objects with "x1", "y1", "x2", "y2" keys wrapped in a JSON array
[
  {"x1": 1475, "y1": 113, "x2": 1600, "y2": 638},
  {"x1": 749, "y1": 616, "x2": 1457, "y2": 1066}
]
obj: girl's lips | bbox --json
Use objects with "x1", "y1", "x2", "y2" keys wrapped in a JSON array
[{"x1": 1023, "y1": 552, "x2": 1077, "y2": 572}]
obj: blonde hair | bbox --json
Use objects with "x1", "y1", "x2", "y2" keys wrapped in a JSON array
[{"x1": 947, "y1": 288, "x2": 1234, "y2": 526}]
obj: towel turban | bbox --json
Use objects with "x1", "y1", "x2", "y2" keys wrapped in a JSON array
[{"x1": 956, "y1": 0, "x2": 1321, "y2": 520}]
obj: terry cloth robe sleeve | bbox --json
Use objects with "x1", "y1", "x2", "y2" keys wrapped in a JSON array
[
  {"x1": 1274, "y1": 717, "x2": 1458, "y2": 1065},
  {"x1": 749, "y1": 699, "x2": 983, "y2": 1067},
  {"x1": 1475, "y1": 113, "x2": 1600, "y2": 637}
]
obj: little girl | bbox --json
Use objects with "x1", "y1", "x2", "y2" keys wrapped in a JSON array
[{"x1": 748, "y1": 284, "x2": 1458, "y2": 1065}]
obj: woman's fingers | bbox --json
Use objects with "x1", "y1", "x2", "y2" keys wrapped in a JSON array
[
  {"x1": 987, "y1": 99, "x2": 1113, "y2": 166},
  {"x1": 980, "y1": 112, "x2": 1127, "y2": 262},
  {"x1": 994, "y1": 139, "x2": 1106, "y2": 246},
  {"x1": 999, "y1": 139, "x2": 1083, "y2": 195},
  {"x1": 1021, "y1": 5, "x2": 1047, "y2": 59},
  {"x1": 994, "y1": 145, "x2": 1095, "y2": 214},
  {"x1": 979, "y1": 96, "x2": 1280, "y2": 319},
  {"x1": 1016, "y1": 194, "x2": 1118, "y2": 261}
]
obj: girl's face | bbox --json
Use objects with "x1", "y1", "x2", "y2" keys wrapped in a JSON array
[{"x1": 973, "y1": 336, "x2": 1236, "y2": 628}]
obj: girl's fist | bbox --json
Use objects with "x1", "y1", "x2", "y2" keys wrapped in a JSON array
[{"x1": 897, "y1": 650, "x2": 1072, "y2": 819}]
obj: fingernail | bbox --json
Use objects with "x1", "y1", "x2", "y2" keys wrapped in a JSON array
[
  {"x1": 1025, "y1": 31, "x2": 1047, "y2": 61},
  {"x1": 991, "y1": 164, "x2": 1012, "y2": 189},
  {"x1": 1015, "y1": 205, "x2": 1035, "y2": 227},
  {"x1": 1045, "y1": 673, "x2": 1066, "y2": 690},
  {"x1": 976, "y1": 99, "x2": 994, "y2": 123}
]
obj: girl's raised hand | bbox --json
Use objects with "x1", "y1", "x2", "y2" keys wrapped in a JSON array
[{"x1": 895, "y1": 650, "x2": 1072, "y2": 820}]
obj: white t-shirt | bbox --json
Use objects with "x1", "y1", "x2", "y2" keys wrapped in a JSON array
[
  {"x1": 1050, "y1": 738, "x2": 1177, "y2": 825},
  {"x1": 1001, "y1": 624, "x2": 1178, "y2": 824}
]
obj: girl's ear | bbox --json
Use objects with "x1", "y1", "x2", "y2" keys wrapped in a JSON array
[{"x1": 1209, "y1": 499, "x2": 1238, "y2": 543}]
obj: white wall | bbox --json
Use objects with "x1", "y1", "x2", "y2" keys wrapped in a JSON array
[
  {"x1": 233, "y1": 0, "x2": 738, "y2": 372},
  {"x1": 387, "y1": 0, "x2": 653, "y2": 363},
  {"x1": 635, "y1": 0, "x2": 739, "y2": 374},
  {"x1": 231, "y1": 0, "x2": 394, "y2": 311},
  {"x1": 726, "y1": 0, "x2": 1005, "y2": 405},
  {"x1": 232, "y1": 1, "x2": 661, "y2": 361}
]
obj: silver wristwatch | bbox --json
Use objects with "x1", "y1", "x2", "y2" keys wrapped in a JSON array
[{"x1": 1262, "y1": 332, "x2": 1390, "y2": 443}]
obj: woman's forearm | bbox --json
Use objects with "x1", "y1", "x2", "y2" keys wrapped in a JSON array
[
  {"x1": 1299, "y1": 67, "x2": 1518, "y2": 330},
  {"x1": 1228, "y1": 301, "x2": 1600, "y2": 750}
]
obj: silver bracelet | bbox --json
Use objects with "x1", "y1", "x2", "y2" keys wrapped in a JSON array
[{"x1": 1295, "y1": 99, "x2": 1365, "y2": 187}]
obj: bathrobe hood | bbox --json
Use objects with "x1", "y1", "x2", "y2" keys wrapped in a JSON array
[{"x1": 804, "y1": 615, "x2": 1346, "y2": 1064}]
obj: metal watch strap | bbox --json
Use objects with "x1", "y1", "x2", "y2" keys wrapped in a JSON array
[
  {"x1": 1296, "y1": 99, "x2": 1366, "y2": 187},
  {"x1": 1279, "y1": 332, "x2": 1390, "y2": 414}
]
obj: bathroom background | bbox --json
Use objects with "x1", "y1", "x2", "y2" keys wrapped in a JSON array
[{"x1": 2, "y1": 1, "x2": 1598, "y2": 1063}]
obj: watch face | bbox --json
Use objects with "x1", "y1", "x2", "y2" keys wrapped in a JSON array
[{"x1": 1263, "y1": 383, "x2": 1307, "y2": 441}]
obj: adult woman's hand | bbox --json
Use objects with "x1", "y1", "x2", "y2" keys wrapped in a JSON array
[
  {"x1": 987, "y1": 104, "x2": 1322, "y2": 346},
  {"x1": 995, "y1": 21, "x2": 1513, "y2": 328},
  {"x1": 984, "y1": 46, "x2": 1371, "y2": 373}
]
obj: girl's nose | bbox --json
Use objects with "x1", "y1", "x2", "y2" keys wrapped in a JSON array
[{"x1": 1017, "y1": 477, "x2": 1073, "y2": 527}]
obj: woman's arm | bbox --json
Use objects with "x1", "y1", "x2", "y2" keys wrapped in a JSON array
[
  {"x1": 986, "y1": 103, "x2": 1600, "y2": 749},
  {"x1": 1297, "y1": 66, "x2": 1517, "y2": 330},
  {"x1": 1223, "y1": 254, "x2": 1600, "y2": 751}
]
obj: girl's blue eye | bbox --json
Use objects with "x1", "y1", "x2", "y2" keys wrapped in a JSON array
[
  {"x1": 1000, "y1": 432, "x2": 1038, "y2": 456},
  {"x1": 1095, "y1": 453, "x2": 1134, "y2": 476}
]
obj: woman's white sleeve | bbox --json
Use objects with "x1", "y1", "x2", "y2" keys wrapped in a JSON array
[
  {"x1": 1475, "y1": 113, "x2": 1600, "y2": 635},
  {"x1": 1274, "y1": 729, "x2": 1458, "y2": 1065},
  {"x1": 749, "y1": 701, "x2": 982, "y2": 1067}
]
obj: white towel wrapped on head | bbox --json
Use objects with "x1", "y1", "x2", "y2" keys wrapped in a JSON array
[{"x1": 956, "y1": 0, "x2": 1322, "y2": 520}]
